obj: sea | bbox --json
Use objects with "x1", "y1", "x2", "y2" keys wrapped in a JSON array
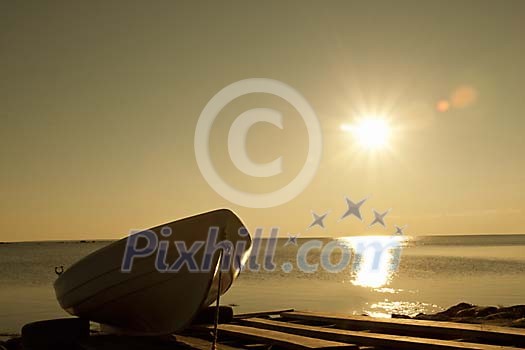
[{"x1": 1, "y1": 234, "x2": 525, "y2": 335}]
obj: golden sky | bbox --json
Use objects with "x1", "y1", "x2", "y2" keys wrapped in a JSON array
[{"x1": 1, "y1": 1, "x2": 524, "y2": 241}]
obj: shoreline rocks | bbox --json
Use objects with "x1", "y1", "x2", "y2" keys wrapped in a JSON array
[{"x1": 395, "y1": 302, "x2": 525, "y2": 328}]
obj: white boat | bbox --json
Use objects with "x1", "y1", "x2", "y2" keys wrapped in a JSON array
[{"x1": 54, "y1": 209, "x2": 251, "y2": 335}]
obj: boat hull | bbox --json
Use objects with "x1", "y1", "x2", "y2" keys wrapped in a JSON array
[{"x1": 54, "y1": 209, "x2": 251, "y2": 335}]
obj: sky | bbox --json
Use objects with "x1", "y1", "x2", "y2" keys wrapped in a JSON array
[{"x1": 1, "y1": 1, "x2": 524, "y2": 241}]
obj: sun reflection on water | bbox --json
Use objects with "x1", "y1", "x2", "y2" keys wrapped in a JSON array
[
  {"x1": 367, "y1": 300, "x2": 441, "y2": 318},
  {"x1": 336, "y1": 236, "x2": 441, "y2": 318},
  {"x1": 336, "y1": 235, "x2": 405, "y2": 289}
]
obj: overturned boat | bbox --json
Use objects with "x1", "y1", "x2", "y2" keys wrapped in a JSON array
[{"x1": 54, "y1": 209, "x2": 251, "y2": 335}]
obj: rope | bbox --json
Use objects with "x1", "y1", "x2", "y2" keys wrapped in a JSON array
[{"x1": 211, "y1": 249, "x2": 223, "y2": 350}]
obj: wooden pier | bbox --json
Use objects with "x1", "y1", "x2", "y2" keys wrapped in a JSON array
[
  {"x1": 175, "y1": 309, "x2": 525, "y2": 350},
  {"x1": 9, "y1": 309, "x2": 525, "y2": 350}
]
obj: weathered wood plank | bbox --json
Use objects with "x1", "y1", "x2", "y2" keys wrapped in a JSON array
[
  {"x1": 281, "y1": 311, "x2": 525, "y2": 347},
  {"x1": 234, "y1": 308, "x2": 295, "y2": 319},
  {"x1": 175, "y1": 335, "x2": 241, "y2": 350},
  {"x1": 241, "y1": 317, "x2": 523, "y2": 350},
  {"x1": 206, "y1": 323, "x2": 358, "y2": 349},
  {"x1": 77, "y1": 335, "x2": 179, "y2": 350}
]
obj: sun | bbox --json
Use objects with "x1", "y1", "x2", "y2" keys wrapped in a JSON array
[{"x1": 341, "y1": 117, "x2": 391, "y2": 150}]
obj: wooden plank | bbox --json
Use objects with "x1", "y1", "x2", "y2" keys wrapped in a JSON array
[
  {"x1": 281, "y1": 311, "x2": 525, "y2": 347},
  {"x1": 206, "y1": 323, "x2": 358, "y2": 349},
  {"x1": 175, "y1": 335, "x2": 241, "y2": 350},
  {"x1": 241, "y1": 318, "x2": 523, "y2": 350},
  {"x1": 77, "y1": 335, "x2": 178, "y2": 350},
  {"x1": 234, "y1": 308, "x2": 295, "y2": 319}
]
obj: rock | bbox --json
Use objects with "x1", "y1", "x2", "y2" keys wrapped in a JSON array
[
  {"x1": 456, "y1": 306, "x2": 498, "y2": 318},
  {"x1": 475, "y1": 306, "x2": 498, "y2": 317},
  {"x1": 512, "y1": 318, "x2": 525, "y2": 328},
  {"x1": 391, "y1": 314, "x2": 411, "y2": 319},
  {"x1": 498, "y1": 305, "x2": 525, "y2": 318},
  {"x1": 456, "y1": 307, "x2": 478, "y2": 317},
  {"x1": 414, "y1": 313, "x2": 449, "y2": 321},
  {"x1": 437, "y1": 302, "x2": 474, "y2": 317},
  {"x1": 482, "y1": 312, "x2": 517, "y2": 320}
]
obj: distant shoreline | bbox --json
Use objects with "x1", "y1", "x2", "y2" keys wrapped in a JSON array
[{"x1": 2, "y1": 233, "x2": 525, "y2": 244}]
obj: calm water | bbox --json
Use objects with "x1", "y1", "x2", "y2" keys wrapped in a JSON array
[{"x1": 1, "y1": 235, "x2": 525, "y2": 334}]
